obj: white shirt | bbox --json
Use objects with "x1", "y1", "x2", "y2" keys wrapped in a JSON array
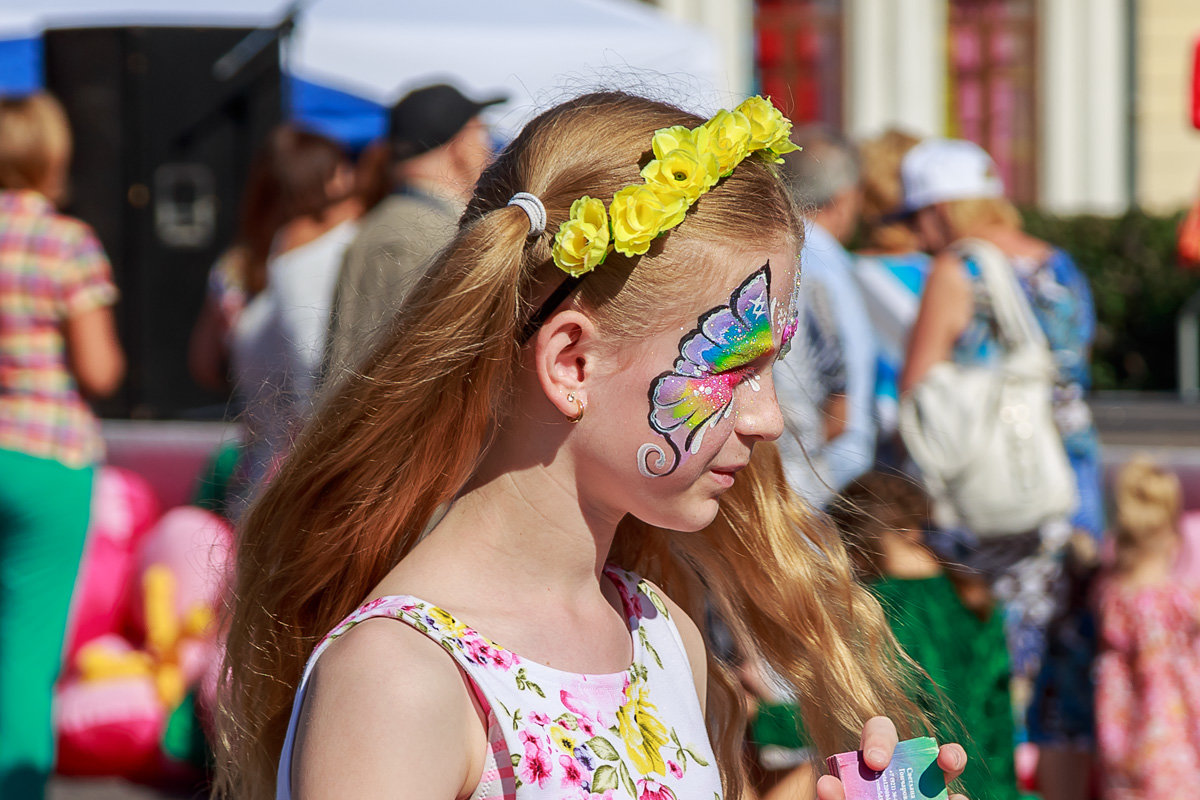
[{"x1": 231, "y1": 219, "x2": 358, "y2": 509}]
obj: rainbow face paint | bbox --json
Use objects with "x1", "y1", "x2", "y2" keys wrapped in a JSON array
[{"x1": 638, "y1": 262, "x2": 781, "y2": 478}]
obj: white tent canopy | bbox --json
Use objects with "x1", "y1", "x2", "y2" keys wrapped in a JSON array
[{"x1": 0, "y1": 0, "x2": 727, "y2": 143}]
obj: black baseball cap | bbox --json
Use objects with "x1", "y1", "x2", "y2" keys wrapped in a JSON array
[{"x1": 388, "y1": 83, "x2": 507, "y2": 160}]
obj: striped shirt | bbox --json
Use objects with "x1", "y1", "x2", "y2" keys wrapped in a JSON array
[{"x1": 0, "y1": 190, "x2": 118, "y2": 467}]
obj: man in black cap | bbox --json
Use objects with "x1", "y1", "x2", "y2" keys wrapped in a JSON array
[{"x1": 325, "y1": 82, "x2": 505, "y2": 379}]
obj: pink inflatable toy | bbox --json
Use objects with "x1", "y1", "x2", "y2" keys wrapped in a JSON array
[
  {"x1": 56, "y1": 505, "x2": 234, "y2": 781},
  {"x1": 64, "y1": 467, "x2": 160, "y2": 663},
  {"x1": 132, "y1": 506, "x2": 234, "y2": 711},
  {"x1": 132, "y1": 507, "x2": 233, "y2": 636},
  {"x1": 55, "y1": 635, "x2": 165, "y2": 777}
]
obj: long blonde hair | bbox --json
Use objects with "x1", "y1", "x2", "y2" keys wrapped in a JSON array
[
  {"x1": 1113, "y1": 456, "x2": 1182, "y2": 574},
  {"x1": 214, "y1": 92, "x2": 926, "y2": 800}
]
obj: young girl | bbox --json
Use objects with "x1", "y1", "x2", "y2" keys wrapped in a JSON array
[
  {"x1": 829, "y1": 472, "x2": 1018, "y2": 800},
  {"x1": 214, "y1": 92, "x2": 969, "y2": 800},
  {"x1": 1096, "y1": 457, "x2": 1200, "y2": 799}
]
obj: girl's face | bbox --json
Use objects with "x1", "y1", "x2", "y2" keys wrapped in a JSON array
[{"x1": 575, "y1": 243, "x2": 799, "y2": 531}]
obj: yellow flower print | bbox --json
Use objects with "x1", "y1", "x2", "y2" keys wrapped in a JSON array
[
  {"x1": 552, "y1": 196, "x2": 612, "y2": 277},
  {"x1": 428, "y1": 606, "x2": 467, "y2": 635},
  {"x1": 616, "y1": 675, "x2": 670, "y2": 775},
  {"x1": 608, "y1": 184, "x2": 688, "y2": 257},
  {"x1": 700, "y1": 108, "x2": 753, "y2": 175},
  {"x1": 549, "y1": 724, "x2": 577, "y2": 753},
  {"x1": 735, "y1": 96, "x2": 800, "y2": 162}
]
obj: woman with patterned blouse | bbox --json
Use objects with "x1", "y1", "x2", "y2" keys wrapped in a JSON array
[{"x1": 0, "y1": 92, "x2": 124, "y2": 800}]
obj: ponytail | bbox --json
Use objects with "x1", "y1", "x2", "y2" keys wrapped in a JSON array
[{"x1": 215, "y1": 204, "x2": 534, "y2": 800}]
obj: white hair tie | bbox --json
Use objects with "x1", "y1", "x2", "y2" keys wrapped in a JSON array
[{"x1": 507, "y1": 192, "x2": 547, "y2": 238}]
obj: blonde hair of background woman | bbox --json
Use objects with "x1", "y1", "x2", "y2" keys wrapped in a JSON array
[
  {"x1": 1113, "y1": 456, "x2": 1183, "y2": 574},
  {"x1": 0, "y1": 92, "x2": 71, "y2": 196},
  {"x1": 858, "y1": 128, "x2": 923, "y2": 253},
  {"x1": 214, "y1": 92, "x2": 928, "y2": 800},
  {"x1": 940, "y1": 196, "x2": 1021, "y2": 237}
]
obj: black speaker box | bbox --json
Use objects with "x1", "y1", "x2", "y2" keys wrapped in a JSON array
[{"x1": 44, "y1": 26, "x2": 283, "y2": 418}]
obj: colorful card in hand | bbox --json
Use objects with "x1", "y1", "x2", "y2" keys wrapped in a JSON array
[{"x1": 825, "y1": 736, "x2": 948, "y2": 800}]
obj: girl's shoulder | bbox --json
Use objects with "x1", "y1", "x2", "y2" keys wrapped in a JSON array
[{"x1": 292, "y1": 611, "x2": 485, "y2": 799}]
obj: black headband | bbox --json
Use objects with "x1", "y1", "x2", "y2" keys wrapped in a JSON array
[{"x1": 518, "y1": 274, "x2": 585, "y2": 345}]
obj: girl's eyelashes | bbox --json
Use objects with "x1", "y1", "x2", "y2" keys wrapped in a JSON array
[{"x1": 734, "y1": 365, "x2": 763, "y2": 392}]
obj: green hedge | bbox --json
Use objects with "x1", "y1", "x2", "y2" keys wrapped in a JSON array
[{"x1": 1021, "y1": 207, "x2": 1200, "y2": 391}]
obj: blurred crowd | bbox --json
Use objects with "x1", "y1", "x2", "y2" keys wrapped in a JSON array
[{"x1": 1, "y1": 83, "x2": 1199, "y2": 800}]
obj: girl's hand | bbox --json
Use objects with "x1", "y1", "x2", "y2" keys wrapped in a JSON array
[{"x1": 814, "y1": 716, "x2": 970, "y2": 800}]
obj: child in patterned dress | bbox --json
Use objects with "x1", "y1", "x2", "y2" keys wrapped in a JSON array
[{"x1": 1096, "y1": 457, "x2": 1200, "y2": 800}]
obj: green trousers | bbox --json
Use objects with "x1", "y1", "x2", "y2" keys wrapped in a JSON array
[{"x1": 0, "y1": 449, "x2": 93, "y2": 800}]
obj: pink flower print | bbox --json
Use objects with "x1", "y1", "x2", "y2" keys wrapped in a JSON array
[
  {"x1": 585, "y1": 792, "x2": 616, "y2": 800},
  {"x1": 561, "y1": 676, "x2": 628, "y2": 729},
  {"x1": 577, "y1": 716, "x2": 597, "y2": 737},
  {"x1": 637, "y1": 778, "x2": 677, "y2": 800},
  {"x1": 519, "y1": 729, "x2": 544, "y2": 748},
  {"x1": 620, "y1": 591, "x2": 644, "y2": 621},
  {"x1": 489, "y1": 646, "x2": 517, "y2": 670},
  {"x1": 667, "y1": 760, "x2": 683, "y2": 780},
  {"x1": 518, "y1": 731, "x2": 552, "y2": 788},
  {"x1": 464, "y1": 637, "x2": 494, "y2": 666},
  {"x1": 529, "y1": 711, "x2": 551, "y2": 727},
  {"x1": 559, "y1": 754, "x2": 587, "y2": 788},
  {"x1": 359, "y1": 596, "x2": 390, "y2": 614}
]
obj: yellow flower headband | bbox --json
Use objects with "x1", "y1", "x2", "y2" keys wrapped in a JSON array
[{"x1": 549, "y1": 95, "x2": 800, "y2": 277}]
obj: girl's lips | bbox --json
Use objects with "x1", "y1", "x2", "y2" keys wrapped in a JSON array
[
  {"x1": 709, "y1": 463, "x2": 747, "y2": 488},
  {"x1": 710, "y1": 470, "x2": 735, "y2": 488}
]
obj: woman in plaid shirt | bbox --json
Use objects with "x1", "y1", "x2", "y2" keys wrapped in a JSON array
[{"x1": 0, "y1": 92, "x2": 124, "y2": 799}]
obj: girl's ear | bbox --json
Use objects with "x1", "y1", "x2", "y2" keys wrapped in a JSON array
[{"x1": 532, "y1": 310, "x2": 598, "y2": 419}]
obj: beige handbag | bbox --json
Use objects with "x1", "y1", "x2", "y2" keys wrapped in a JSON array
[{"x1": 899, "y1": 239, "x2": 1078, "y2": 537}]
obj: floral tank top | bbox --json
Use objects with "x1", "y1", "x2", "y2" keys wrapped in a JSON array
[{"x1": 277, "y1": 565, "x2": 723, "y2": 800}]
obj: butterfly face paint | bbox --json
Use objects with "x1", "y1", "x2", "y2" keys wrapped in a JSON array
[{"x1": 638, "y1": 261, "x2": 797, "y2": 478}]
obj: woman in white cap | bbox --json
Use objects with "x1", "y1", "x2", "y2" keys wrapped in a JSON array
[{"x1": 899, "y1": 138, "x2": 1101, "y2": 800}]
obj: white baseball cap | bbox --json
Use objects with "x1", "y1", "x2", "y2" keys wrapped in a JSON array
[{"x1": 900, "y1": 138, "x2": 1005, "y2": 212}]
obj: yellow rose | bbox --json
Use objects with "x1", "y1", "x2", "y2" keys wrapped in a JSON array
[
  {"x1": 641, "y1": 150, "x2": 719, "y2": 203},
  {"x1": 650, "y1": 125, "x2": 696, "y2": 160},
  {"x1": 735, "y1": 95, "x2": 800, "y2": 161},
  {"x1": 616, "y1": 677, "x2": 670, "y2": 775},
  {"x1": 701, "y1": 108, "x2": 752, "y2": 175},
  {"x1": 551, "y1": 196, "x2": 611, "y2": 277},
  {"x1": 608, "y1": 183, "x2": 688, "y2": 257},
  {"x1": 643, "y1": 125, "x2": 719, "y2": 201}
]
